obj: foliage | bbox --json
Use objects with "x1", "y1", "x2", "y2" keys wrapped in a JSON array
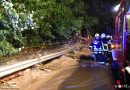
[
  {"x1": 12, "y1": 0, "x2": 84, "y2": 41},
  {"x1": 0, "y1": 0, "x2": 100, "y2": 56},
  {"x1": 0, "y1": 0, "x2": 24, "y2": 56},
  {"x1": 0, "y1": 40, "x2": 18, "y2": 56}
]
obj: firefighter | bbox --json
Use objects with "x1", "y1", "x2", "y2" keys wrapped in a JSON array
[
  {"x1": 106, "y1": 35, "x2": 113, "y2": 65},
  {"x1": 106, "y1": 35, "x2": 112, "y2": 52},
  {"x1": 101, "y1": 33, "x2": 109, "y2": 65},
  {"x1": 89, "y1": 33, "x2": 102, "y2": 61}
]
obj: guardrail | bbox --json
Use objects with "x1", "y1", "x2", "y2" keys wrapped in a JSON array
[{"x1": 0, "y1": 47, "x2": 76, "y2": 78}]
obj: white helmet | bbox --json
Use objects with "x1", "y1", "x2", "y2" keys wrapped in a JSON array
[
  {"x1": 106, "y1": 35, "x2": 111, "y2": 38},
  {"x1": 95, "y1": 33, "x2": 100, "y2": 37},
  {"x1": 101, "y1": 33, "x2": 106, "y2": 38}
]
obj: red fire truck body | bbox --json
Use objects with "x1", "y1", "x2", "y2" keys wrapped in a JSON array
[{"x1": 113, "y1": 0, "x2": 130, "y2": 84}]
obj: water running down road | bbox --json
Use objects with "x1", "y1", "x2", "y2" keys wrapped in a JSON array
[
  {"x1": 38, "y1": 59, "x2": 115, "y2": 90},
  {"x1": 3, "y1": 47, "x2": 115, "y2": 90}
]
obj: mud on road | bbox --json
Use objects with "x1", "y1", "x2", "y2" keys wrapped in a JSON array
[{"x1": 1, "y1": 47, "x2": 115, "y2": 90}]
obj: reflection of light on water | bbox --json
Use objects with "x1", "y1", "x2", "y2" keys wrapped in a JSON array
[
  {"x1": 64, "y1": 73, "x2": 109, "y2": 89},
  {"x1": 80, "y1": 62, "x2": 99, "y2": 67}
]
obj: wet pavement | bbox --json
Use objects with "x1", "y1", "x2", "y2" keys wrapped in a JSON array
[{"x1": 38, "y1": 60, "x2": 115, "y2": 90}]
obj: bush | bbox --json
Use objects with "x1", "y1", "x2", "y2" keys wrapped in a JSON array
[{"x1": 0, "y1": 40, "x2": 18, "y2": 56}]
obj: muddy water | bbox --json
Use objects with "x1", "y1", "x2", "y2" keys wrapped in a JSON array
[{"x1": 38, "y1": 61, "x2": 115, "y2": 90}]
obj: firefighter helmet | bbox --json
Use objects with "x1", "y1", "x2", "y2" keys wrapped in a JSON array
[
  {"x1": 95, "y1": 33, "x2": 100, "y2": 37},
  {"x1": 106, "y1": 35, "x2": 111, "y2": 38},
  {"x1": 101, "y1": 33, "x2": 106, "y2": 38}
]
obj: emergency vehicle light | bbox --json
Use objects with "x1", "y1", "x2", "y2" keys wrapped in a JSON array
[{"x1": 111, "y1": 44, "x2": 121, "y2": 49}]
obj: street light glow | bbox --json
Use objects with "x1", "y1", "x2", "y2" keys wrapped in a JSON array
[{"x1": 114, "y1": 4, "x2": 120, "y2": 11}]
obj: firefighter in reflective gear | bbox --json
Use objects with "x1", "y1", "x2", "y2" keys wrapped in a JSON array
[
  {"x1": 101, "y1": 33, "x2": 108, "y2": 64},
  {"x1": 106, "y1": 35, "x2": 113, "y2": 65},
  {"x1": 106, "y1": 35, "x2": 112, "y2": 52},
  {"x1": 89, "y1": 33, "x2": 102, "y2": 61}
]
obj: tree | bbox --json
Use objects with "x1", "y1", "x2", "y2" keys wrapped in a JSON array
[
  {"x1": 1, "y1": 0, "x2": 111, "y2": 56},
  {"x1": 0, "y1": 0, "x2": 85, "y2": 56},
  {"x1": 12, "y1": 0, "x2": 84, "y2": 42}
]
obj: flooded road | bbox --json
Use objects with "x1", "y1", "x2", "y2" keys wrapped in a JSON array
[
  {"x1": 38, "y1": 60, "x2": 115, "y2": 90},
  {"x1": 5, "y1": 47, "x2": 115, "y2": 90}
]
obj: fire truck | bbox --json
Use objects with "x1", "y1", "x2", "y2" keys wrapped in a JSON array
[{"x1": 112, "y1": 0, "x2": 130, "y2": 85}]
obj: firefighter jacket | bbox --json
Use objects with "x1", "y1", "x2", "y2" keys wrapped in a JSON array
[
  {"x1": 90, "y1": 38, "x2": 102, "y2": 54},
  {"x1": 107, "y1": 37, "x2": 112, "y2": 52},
  {"x1": 101, "y1": 38, "x2": 108, "y2": 51}
]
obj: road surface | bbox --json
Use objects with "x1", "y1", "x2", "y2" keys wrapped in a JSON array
[{"x1": 37, "y1": 58, "x2": 115, "y2": 90}]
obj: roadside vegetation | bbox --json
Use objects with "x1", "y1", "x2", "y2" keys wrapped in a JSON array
[
  {"x1": 0, "y1": 0, "x2": 116, "y2": 57},
  {"x1": 0, "y1": 0, "x2": 84, "y2": 56}
]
